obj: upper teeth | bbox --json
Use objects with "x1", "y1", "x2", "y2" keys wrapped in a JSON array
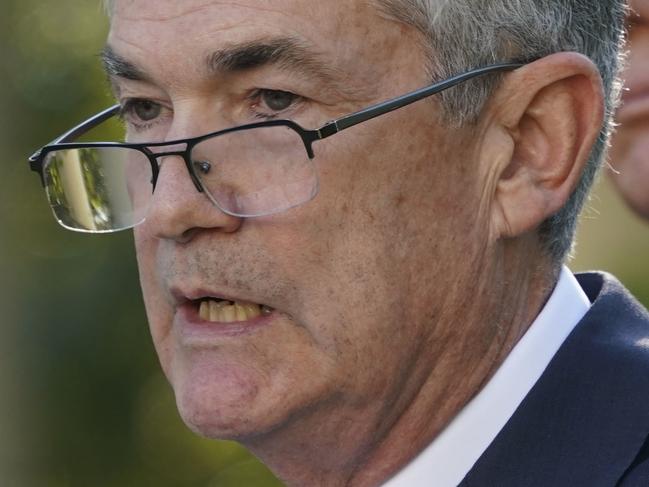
[{"x1": 198, "y1": 299, "x2": 273, "y2": 323}]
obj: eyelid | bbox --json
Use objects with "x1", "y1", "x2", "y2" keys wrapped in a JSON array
[
  {"x1": 118, "y1": 98, "x2": 171, "y2": 133},
  {"x1": 119, "y1": 97, "x2": 160, "y2": 114},
  {"x1": 250, "y1": 88, "x2": 304, "y2": 119}
]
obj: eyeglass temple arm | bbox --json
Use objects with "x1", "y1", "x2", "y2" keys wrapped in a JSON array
[
  {"x1": 316, "y1": 62, "x2": 523, "y2": 140},
  {"x1": 28, "y1": 104, "x2": 121, "y2": 162}
]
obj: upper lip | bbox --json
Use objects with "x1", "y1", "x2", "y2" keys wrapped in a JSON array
[{"x1": 169, "y1": 286, "x2": 266, "y2": 308}]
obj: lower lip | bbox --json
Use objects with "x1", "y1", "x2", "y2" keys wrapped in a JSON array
[{"x1": 174, "y1": 302, "x2": 275, "y2": 342}]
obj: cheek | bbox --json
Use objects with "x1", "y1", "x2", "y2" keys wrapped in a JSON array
[
  {"x1": 262, "y1": 157, "x2": 437, "y2": 375},
  {"x1": 134, "y1": 227, "x2": 159, "y2": 312},
  {"x1": 280, "y1": 116, "x2": 480, "y2": 351},
  {"x1": 134, "y1": 227, "x2": 175, "y2": 374},
  {"x1": 251, "y1": 207, "x2": 412, "y2": 401},
  {"x1": 312, "y1": 116, "x2": 479, "y2": 263}
]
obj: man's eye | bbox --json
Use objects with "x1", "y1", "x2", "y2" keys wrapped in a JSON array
[
  {"x1": 122, "y1": 99, "x2": 162, "y2": 122},
  {"x1": 259, "y1": 89, "x2": 298, "y2": 112}
]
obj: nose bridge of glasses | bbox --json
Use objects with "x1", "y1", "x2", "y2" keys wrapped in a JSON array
[
  {"x1": 148, "y1": 140, "x2": 189, "y2": 159},
  {"x1": 146, "y1": 142, "x2": 204, "y2": 192}
]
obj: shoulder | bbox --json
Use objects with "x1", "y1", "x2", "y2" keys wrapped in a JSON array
[
  {"x1": 574, "y1": 271, "x2": 649, "y2": 374},
  {"x1": 576, "y1": 271, "x2": 649, "y2": 328},
  {"x1": 461, "y1": 271, "x2": 649, "y2": 487},
  {"x1": 573, "y1": 272, "x2": 649, "y2": 387}
]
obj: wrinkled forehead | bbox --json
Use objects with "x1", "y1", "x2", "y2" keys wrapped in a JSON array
[
  {"x1": 107, "y1": 0, "x2": 408, "y2": 62},
  {"x1": 107, "y1": 0, "x2": 427, "y2": 97}
]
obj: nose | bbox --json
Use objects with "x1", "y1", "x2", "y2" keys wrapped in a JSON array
[{"x1": 142, "y1": 154, "x2": 242, "y2": 242}]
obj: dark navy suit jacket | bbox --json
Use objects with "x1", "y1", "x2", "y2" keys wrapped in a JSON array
[{"x1": 459, "y1": 272, "x2": 649, "y2": 487}]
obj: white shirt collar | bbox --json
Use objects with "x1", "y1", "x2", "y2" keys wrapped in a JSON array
[{"x1": 383, "y1": 266, "x2": 591, "y2": 487}]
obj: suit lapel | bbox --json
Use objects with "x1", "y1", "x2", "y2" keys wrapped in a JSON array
[{"x1": 459, "y1": 273, "x2": 649, "y2": 487}]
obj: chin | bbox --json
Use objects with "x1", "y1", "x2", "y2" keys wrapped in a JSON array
[
  {"x1": 176, "y1": 395, "x2": 256, "y2": 440},
  {"x1": 170, "y1": 353, "x2": 277, "y2": 440}
]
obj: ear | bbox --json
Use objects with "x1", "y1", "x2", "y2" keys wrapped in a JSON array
[{"x1": 479, "y1": 52, "x2": 605, "y2": 240}]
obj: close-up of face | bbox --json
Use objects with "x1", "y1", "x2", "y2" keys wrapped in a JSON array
[
  {"x1": 13, "y1": 0, "x2": 646, "y2": 484},
  {"x1": 107, "y1": 0, "x2": 492, "y2": 453},
  {"x1": 610, "y1": 0, "x2": 649, "y2": 219}
]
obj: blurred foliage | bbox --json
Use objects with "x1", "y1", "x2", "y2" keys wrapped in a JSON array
[
  {"x1": 1, "y1": 1, "x2": 647, "y2": 487},
  {"x1": 572, "y1": 176, "x2": 649, "y2": 305}
]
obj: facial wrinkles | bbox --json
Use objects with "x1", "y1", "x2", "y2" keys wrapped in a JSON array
[
  {"x1": 125, "y1": 0, "x2": 436, "y2": 348},
  {"x1": 151, "y1": 223, "x2": 356, "y2": 345},
  {"x1": 121, "y1": 4, "x2": 516, "y2": 481},
  {"x1": 139, "y1": 3, "x2": 432, "y2": 335},
  {"x1": 111, "y1": 1, "x2": 392, "y2": 111},
  {"x1": 112, "y1": 1, "x2": 308, "y2": 57},
  {"x1": 114, "y1": 1, "x2": 292, "y2": 23},
  {"x1": 155, "y1": 236, "x2": 292, "y2": 309}
]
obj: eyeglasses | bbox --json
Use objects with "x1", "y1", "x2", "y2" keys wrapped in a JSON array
[{"x1": 28, "y1": 62, "x2": 523, "y2": 233}]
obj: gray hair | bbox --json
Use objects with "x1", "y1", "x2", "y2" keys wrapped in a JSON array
[
  {"x1": 374, "y1": 0, "x2": 627, "y2": 263},
  {"x1": 102, "y1": 0, "x2": 626, "y2": 263}
]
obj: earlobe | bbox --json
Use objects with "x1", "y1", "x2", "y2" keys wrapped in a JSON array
[{"x1": 484, "y1": 53, "x2": 605, "y2": 240}]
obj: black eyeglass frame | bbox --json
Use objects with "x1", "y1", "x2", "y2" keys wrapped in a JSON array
[{"x1": 28, "y1": 62, "x2": 524, "y2": 214}]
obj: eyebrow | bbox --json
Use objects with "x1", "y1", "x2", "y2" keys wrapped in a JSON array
[
  {"x1": 101, "y1": 45, "x2": 149, "y2": 82},
  {"x1": 206, "y1": 37, "x2": 335, "y2": 83},
  {"x1": 101, "y1": 37, "x2": 335, "y2": 87}
]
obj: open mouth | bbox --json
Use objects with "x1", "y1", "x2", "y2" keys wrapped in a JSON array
[{"x1": 196, "y1": 298, "x2": 275, "y2": 323}]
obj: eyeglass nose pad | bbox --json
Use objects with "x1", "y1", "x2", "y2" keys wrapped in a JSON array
[
  {"x1": 141, "y1": 148, "x2": 159, "y2": 191},
  {"x1": 182, "y1": 155, "x2": 208, "y2": 193},
  {"x1": 193, "y1": 160, "x2": 212, "y2": 175}
]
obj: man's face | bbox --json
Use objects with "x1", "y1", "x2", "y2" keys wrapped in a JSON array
[
  {"x1": 110, "y1": 0, "x2": 488, "y2": 444},
  {"x1": 610, "y1": 0, "x2": 649, "y2": 217}
]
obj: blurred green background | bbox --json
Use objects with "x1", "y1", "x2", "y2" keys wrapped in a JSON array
[{"x1": 1, "y1": 1, "x2": 647, "y2": 486}]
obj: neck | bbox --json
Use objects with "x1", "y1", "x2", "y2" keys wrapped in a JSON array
[{"x1": 244, "y1": 238, "x2": 559, "y2": 487}]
